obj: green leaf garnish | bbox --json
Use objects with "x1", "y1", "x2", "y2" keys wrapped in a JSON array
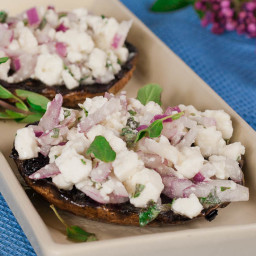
[
  {"x1": 137, "y1": 84, "x2": 163, "y2": 106},
  {"x1": 38, "y1": 17, "x2": 47, "y2": 30},
  {"x1": 58, "y1": 13, "x2": 67, "y2": 19},
  {"x1": 86, "y1": 135, "x2": 116, "y2": 162},
  {"x1": 50, "y1": 204, "x2": 96, "y2": 242},
  {"x1": 16, "y1": 112, "x2": 42, "y2": 123},
  {"x1": 15, "y1": 89, "x2": 50, "y2": 112},
  {"x1": 64, "y1": 109, "x2": 71, "y2": 119},
  {"x1": 81, "y1": 159, "x2": 86, "y2": 165},
  {"x1": 5, "y1": 110, "x2": 26, "y2": 119},
  {"x1": 132, "y1": 184, "x2": 145, "y2": 198},
  {"x1": 139, "y1": 202, "x2": 160, "y2": 226},
  {"x1": 0, "y1": 57, "x2": 9, "y2": 64},
  {"x1": 0, "y1": 11, "x2": 7, "y2": 23},
  {"x1": 151, "y1": 0, "x2": 194, "y2": 12},
  {"x1": 199, "y1": 188, "x2": 221, "y2": 206},
  {"x1": 220, "y1": 186, "x2": 231, "y2": 192},
  {"x1": 128, "y1": 110, "x2": 137, "y2": 116},
  {"x1": 0, "y1": 84, "x2": 14, "y2": 99},
  {"x1": 51, "y1": 128, "x2": 60, "y2": 138},
  {"x1": 135, "y1": 112, "x2": 184, "y2": 143}
]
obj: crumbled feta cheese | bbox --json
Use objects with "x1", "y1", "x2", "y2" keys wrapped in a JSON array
[
  {"x1": 55, "y1": 149, "x2": 92, "y2": 184},
  {"x1": 220, "y1": 142, "x2": 245, "y2": 161},
  {"x1": 15, "y1": 127, "x2": 40, "y2": 160},
  {"x1": 171, "y1": 193, "x2": 203, "y2": 219},
  {"x1": 83, "y1": 96, "x2": 108, "y2": 115},
  {"x1": 175, "y1": 147, "x2": 204, "y2": 179},
  {"x1": 115, "y1": 47, "x2": 129, "y2": 62},
  {"x1": 203, "y1": 110, "x2": 233, "y2": 139},
  {"x1": 18, "y1": 27, "x2": 38, "y2": 54},
  {"x1": 88, "y1": 48, "x2": 107, "y2": 77},
  {"x1": 72, "y1": 8, "x2": 88, "y2": 19},
  {"x1": 195, "y1": 126, "x2": 226, "y2": 157},
  {"x1": 35, "y1": 54, "x2": 63, "y2": 86},
  {"x1": 8, "y1": 40, "x2": 20, "y2": 51},
  {"x1": 179, "y1": 104, "x2": 201, "y2": 117},
  {"x1": 69, "y1": 65, "x2": 81, "y2": 81},
  {"x1": 45, "y1": 9, "x2": 58, "y2": 27},
  {"x1": 62, "y1": 69, "x2": 79, "y2": 89},
  {"x1": 48, "y1": 145, "x2": 64, "y2": 163},
  {"x1": 113, "y1": 150, "x2": 144, "y2": 182},
  {"x1": 52, "y1": 174, "x2": 73, "y2": 190},
  {"x1": 126, "y1": 168, "x2": 164, "y2": 208},
  {"x1": 67, "y1": 51, "x2": 83, "y2": 63}
]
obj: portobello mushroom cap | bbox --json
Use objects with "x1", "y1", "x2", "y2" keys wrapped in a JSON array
[
  {"x1": 2, "y1": 42, "x2": 137, "y2": 108},
  {"x1": 10, "y1": 148, "x2": 231, "y2": 226}
]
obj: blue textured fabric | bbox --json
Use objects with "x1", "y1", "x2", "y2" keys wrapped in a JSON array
[{"x1": 1, "y1": 1, "x2": 256, "y2": 255}]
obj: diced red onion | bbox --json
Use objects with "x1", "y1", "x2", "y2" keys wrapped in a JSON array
[
  {"x1": 164, "y1": 106, "x2": 181, "y2": 115},
  {"x1": 136, "y1": 125, "x2": 148, "y2": 132},
  {"x1": 40, "y1": 145, "x2": 51, "y2": 156},
  {"x1": 79, "y1": 186, "x2": 109, "y2": 204},
  {"x1": 104, "y1": 92, "x2": 114, "y2": 100},
  {"x1": 29, "y1": 163, "x2": 60, "y2": 180},
  {"x1": 90, "y1": 163, "x2": 111, "y2": 183},
  {"x1": 111, "y1": 34, "x2": 122, "y2": 49},
  {"x1": 47, "y1": 6, "x2": 55, "y2": 10},
  {"x1": 39, "y1": 94, "x2": 63, "y2": 131},
  {"x1": 193, "y1": 172, "x2": 205, "y2": 183},
  {"x1": 55, "y1": 42, "x2": 67, "y2": 57},
  {"x1": 26, "y1": 7, "x2": 40, "y2": 25},
  {"x1": 13, "y1": 58, "x2": 21, "y2": 71},
  {"x1": 56, "y1": 22, "x2": 68, "y2": 32},
  {"x1": 150, "y1": 114, "x2": 172, "y2": 124}
]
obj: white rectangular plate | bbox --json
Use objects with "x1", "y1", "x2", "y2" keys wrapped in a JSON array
[{"x1": 1, "y1": 0, "x2": 256, "y2": 255}]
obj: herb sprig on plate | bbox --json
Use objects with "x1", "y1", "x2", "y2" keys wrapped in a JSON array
[{"x1": 0, "y1": 85, "x2": 50, "y2": 123}]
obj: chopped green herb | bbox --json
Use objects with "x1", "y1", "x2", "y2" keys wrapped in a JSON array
[
  {"x1": 79, "y1": 104, "x2": 88, "y2": 117},
  {"x1": 139, "y1": 202, "x2": 160, "y2": 226},
  {"x1": 135, "y1": 112, "x2": 184, "y2": 143},
  {"x1": 120, "y1": 127, "x2": 137, "y2": 148},
  {"x1": 64, "y1": 109, "x2": 71, "y2": 119},
  {"x1": 101, "y1": 14, "x2": 106, "y2": 19},
  {"x1": 237, "y1": 156, "x2": 241, "y2": 161},
  {"x1": 137, "y1": 84, "x2": 163, "y2": 106},
  {"x1": 86, "y1": 135, "x2": 116, "y2": 162},
  {"x1": 81, "y1": 159, "x2": 86, "y2": 165},
  {"x1": 190, "y1": 113, "x2": 196, "y2": 116},
  {"x1": 51, "y1": 128, "x2": 60, "y2": 138},
  {"x1": 0, "y1": 57, "x2": 9, "y2": 64},
  {"x1": 58, "y1": 13, "x2": 67, "y2": 19},
  {"x1": 106, "y1": 62, "x2": 113, "y2": 68},
  {"x1": 50, "y1": 204, "x2": 96, "y2": 242},
  {"x1": 54, "y1": 155, "x2": 59, "y2": 159},
  {"x1": 38, "y1": 17, "x2": 47, "y2": 30},
  {"x1": 79, "y1": 75, "x2": 89, "y2": 83},
  {"x1": 199, "y1": 188, "x2": 221, "y2": 206},
  {"x1": 220, "y1": 186, "x2": 231, "y2": 192},
  {"x1": 77, "y1": 116, "x2": 82, "y2": 121},
  {"x1": 0, "y1": 11, "x2": 7, "y2": 23},
  {"x1": 23, "y1": 19, "x2": 28, "y2": 26},
  {"x1": 117, "y1": 58, "x2": 122, "y2": 65},
  {"x1": 128, "y1": 110, "x2": 137, "y2": 116},
  {"x1": 126, "y1": 117, "x2": 139, "y2": 130},
  {"x1": 133, "y1": 184, "x2": 145, "y2": 198}
]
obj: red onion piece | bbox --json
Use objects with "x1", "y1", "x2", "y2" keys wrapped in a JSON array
[
  {"x1": 136, "y1": 125, "x2": 148, "y2": 132},
  {"x1": 150, "y1": 114, "x2": 172, "y2": 124},
  {"x1": 29, "y1": 163, "x2": 60, "y2": 180},
  {"x1": 13, "y1": 58, "x2": 21, "y2": 71},
  {"x1": 39, "y1": 94, "x2": 63, "y2": 131},
  {"x1": 111, "y1": 34, "x2": 122, "y2": 49},
  {"x1": 90, "y1": 163, "x2": 112, "y2": 183},
  {"x1": 193, "y1": 172, "x2": 205, "y2": 183},
  {"x1": 164, "y1": 106, "x2": 181, "y2": 115},
  {"x1": 55, "y1": 42, "x2": 67, "y2": 57},
  {"x1": 26, "y1": 7, "x2": 40, "y2": 25},
  {"x1": 47, "y1": 6, "x2": 55, "y2": 10},
  {"x1": 56, "y1": 23, "x2": 68, "y2": 32}
]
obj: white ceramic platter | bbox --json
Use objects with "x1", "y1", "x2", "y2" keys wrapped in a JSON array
[{"x1": 0, "y1": 0, "x2": 256, "y2": 255}]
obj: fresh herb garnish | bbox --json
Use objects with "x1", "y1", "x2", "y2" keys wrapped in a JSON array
[
  {"x1": 151, "y1": 0, "x2": 194, "y2": 12},
  {"x1": 0, "y1": 57, "x2": 9, "y2": 64},
  {"x1": 220, "y1": 186, "x2": 231, "y2": 192},
  {"x1": 54, "y1": 155, "x2": 59, "y2": 159},
  {"x1": 51, "y1": 128, "x2": 60, "y2": 138},
  {"x1": 135, "y1": 112, "x2": 184, "y2": 143},
  {"x1": 50, "y1": 205, "x2": 96, "y2": 242},
  {"x1": 58, "y1": 13, "x2": 67, "y2": 19},
  {"x1": 139, "y1": 201, "x2": 161, "y2": 226},
  {"x1": 86, "y1": 135, "x2": 116, "y2": 162},
  {"x1": 79, "y1": 104, "x2": 88, "y2": 117},
  {"x1": 0, "y1": 11, "x2": 7, "y2": 23},
  {"x1": 126, "y1": 117, "x2": 139, "y2": 130},
  {"x1": 23, "y1": 19, "x2": 28, "y2": 26},
  {"x1": 0, "y1": 85, "x2": 50, "y2": 122},
  {"x1": 132, "y1": 184, "x2": 145, "y2": 198},
  {"x1": 128, "y1": 109, "x2": 137, "y2": 116},
  {"x1": 101, "y1": 14, "x2": 106, "y2": 19},
  {"x1": 117, "y1": 58, "x2": 122, "y2": 65},
  {"x1": 137, "y1": 83, "x2": 163, "y2": 106},
  {"x1": 200, "y1": 188, "x2": 221, "y2": 206},
  {"x1": 64, "y1": 109, "x2": 71, "y2": 119},
  {"x1": 120, "y1": 127, "x2": 137, "y2": 148},
  {"x1": 38, "y1": 17, "x2": 47, "y2": 30},
  {"x1": 81, "y1": 159, "x2": 86, "y2": 165}
]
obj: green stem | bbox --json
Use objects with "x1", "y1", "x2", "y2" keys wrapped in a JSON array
[
  {"x1": 50, "y1": 204, "x2": 68, "y2": 228},
  {"x1": 0, "y1": 99, "x2": 31, "y2": 115}
]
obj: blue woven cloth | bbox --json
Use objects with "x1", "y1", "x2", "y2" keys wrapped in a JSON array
[{"x1": 1, "y1": 1, "x2": 256, "y2": 255}]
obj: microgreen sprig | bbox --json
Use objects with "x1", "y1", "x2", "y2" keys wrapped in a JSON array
[
  {"x1": 0, "y1": 85, "x2": 50, "y2": 123},
  {"x1": 50, "y1": 205, "x2": 97, "y2": 242}
]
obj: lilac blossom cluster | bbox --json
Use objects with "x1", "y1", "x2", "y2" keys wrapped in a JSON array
[{"x1": 195, "y1": 0, "x2": 256, "y2": 37}]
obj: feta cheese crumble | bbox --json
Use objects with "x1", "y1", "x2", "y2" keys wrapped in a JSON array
[{"x1": 0, "y1": 7, "x2": 133, "y2": 89}]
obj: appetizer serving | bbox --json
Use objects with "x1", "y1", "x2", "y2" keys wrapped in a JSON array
[
  {"x1": 11, "y1": 84, "x2": 249, "y2": 226},
  {"x1": 0, "y1": 6, "x2": 137, "y2": 107}
]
